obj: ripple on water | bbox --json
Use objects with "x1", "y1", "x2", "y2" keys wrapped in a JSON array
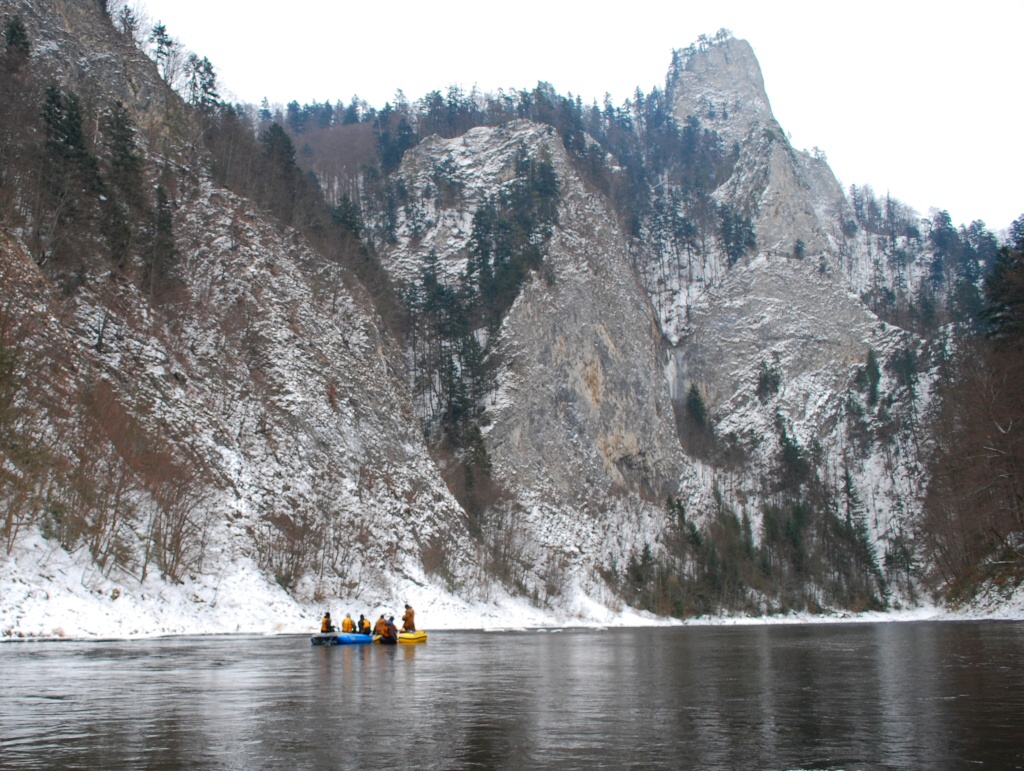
[{"x1": 1, "y1": 623, "x2": 1023, "y2": 769}]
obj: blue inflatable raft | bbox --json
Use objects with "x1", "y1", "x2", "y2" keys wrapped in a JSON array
[{"x1": 310, "y1": 632, "x2": 374, "y2": 646}]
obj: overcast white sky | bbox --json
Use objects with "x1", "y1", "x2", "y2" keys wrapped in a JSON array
[{"x1": 140, "y1": 0, "x2": 1022, "y2": 230}]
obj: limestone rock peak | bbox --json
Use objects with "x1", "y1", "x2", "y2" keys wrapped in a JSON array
[{"x1": 668, "y1": 36, "x2": 775, "y2": 148}]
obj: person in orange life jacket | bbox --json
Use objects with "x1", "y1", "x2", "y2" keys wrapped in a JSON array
[
  {"x1": 401, "y1": 603, "x2": 415, "y2": 633},
  {"x1": 372, "y1": 614, "x2": 388, "y2": 636},
  {"x1": 380, "y1": 616, "x2": 398, "y2": 644},
  {"x1": 358, "y1": 614, "x2": 371, "y2": 635},
  {"x1": 321, "y1": 612, "x2": 336, "y2": 633},
  {"x1": 341, "y1": 613, "x2": 355, "y2": 633}
]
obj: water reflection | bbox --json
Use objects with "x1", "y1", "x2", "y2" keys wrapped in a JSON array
[{"x1": 1, "y1": 623, "x2": 1022, "y2": 769}]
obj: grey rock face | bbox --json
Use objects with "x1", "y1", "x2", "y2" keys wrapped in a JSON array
[
  {"x1": 381, "y1": 122, "x2": 688, "y2": 584},
  {"x1": 672, "y1": 254, "x2": 905, "y2": 420},
  {"x1": 489, "y1": 140, "x2": 685, "y2": 507},
  {"x1": 669, "y1": 37, "x2": 774, "y2": 148},
  {"x1": 661, "y1": 37, "x2": 927, "y2": 554},
  {"x1": 167, "y1": 184, "x2": 473, "y2": 597},
  {"x1": 669, "y1": 38, "x2": 851, "y2": 265},
  {"x1": 11, "y1": 0, "x2": 174, "y2": 128}
]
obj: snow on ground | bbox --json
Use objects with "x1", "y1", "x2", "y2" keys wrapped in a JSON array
[
  {"x1": 945, "y1": 580, "x2": 1024, "y2": 622},
  {"x1": 2, "y1": 531, "x2": 1021, "y2": 641},
  {"x1": 0, "y1": 529, "x2": 667, "y2": 640},
  {"x1": 0, "y1": 531, "x2": 309, "y2": 639}
]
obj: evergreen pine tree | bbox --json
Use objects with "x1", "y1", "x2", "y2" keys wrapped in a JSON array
[
  {"x1": 686, "y1": 384, "x2": 707, "y2": 427},
  {"x1": 39, "y1": 87, "x2": 103, "y2": 266},
  {"x1": 185, "y1": 55, "x2": 219, "y2": 110},
  {"x1": 144, "y1": 185, "x2": 177, "y2": 299},
  {"x1": 149, "y1": 23, "x2": 177, "y2": 84},
  {"x1": 3, "y1": 14, "x2": 30, "y2": 70},
  {"x1": 982, "y1": 235, "x2": 1024, "y2": 342},
  {"x1": 103, "y1": 101, "x2": 145, "y2": 209}
]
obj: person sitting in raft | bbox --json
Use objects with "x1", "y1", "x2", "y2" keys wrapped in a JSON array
[
  {"x1": 372, "y1": 614, "x2": 388, "y2": 636},
  {"x1": 358, "y1": 614, "x2": 371, "y2": 634},
  {"x1": 321, "y1": 612, "x2": 336, "y2": 633},
  {"x1": 341, "y1": 613, "x2": 355, "y2": 633},
  {"x1": 379, "y1": 616, "x2": 398, "y2": 645},
  {"x1": 401, "y1": 603, "x2": 415, "y2": 633}
]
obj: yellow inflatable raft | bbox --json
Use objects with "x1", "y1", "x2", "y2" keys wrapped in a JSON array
[{"x1": 372, "y1": 630, "x2": 428, "y2": 644}]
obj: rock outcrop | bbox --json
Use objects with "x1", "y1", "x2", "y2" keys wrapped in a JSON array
[
  {"x1": 380, "y1": 123, "x2": 688, "y2": 590},
  {"x1": 662, "y1": 36, "x2": 927, "y2": 556},
  {"x1": 669, "y1": 38, "x2": 850, "y2": 262}
]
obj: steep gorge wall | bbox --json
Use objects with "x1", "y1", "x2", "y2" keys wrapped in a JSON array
[
  {"x1": 657, "y1": 37, "x2": 930, "y2": 579},
  {"x1": 1, "y1": 0, "x2": 482, "y2": 615},
  {"x1": 378, "y1": 123, "x2": 690, "y2": 594},
  {"x1": 2, "y1": 2, "x2": 962, "y2": 625}
]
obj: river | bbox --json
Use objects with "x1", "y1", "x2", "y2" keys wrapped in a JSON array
[{"x1": 2, "y1": 621, "x2": 1022, "y2": 769}]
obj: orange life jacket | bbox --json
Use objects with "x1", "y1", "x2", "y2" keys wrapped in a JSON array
[{"x1": 341, "y1": 616, "x2": 355, "y2": 632}]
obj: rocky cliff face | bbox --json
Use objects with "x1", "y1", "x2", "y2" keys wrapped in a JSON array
[
  {"x1": 1, "y1": 0, "x2": 487, "y2": 634},
  {"x1": 659, "y1": 37, "x2": 928, "y2": 579},
  {"x1": 162, "y1": 181, "x2": 477, "y2": 599},
  {"x1": 377, "y1": 122, "x2": 688, "y2": 597},
  {"x1": 9, "y1": 0, "x2": 174, "y2": 130},
  {"x1": 1, "y1": 169, "x2": 478, "y2": 602},
  {"x1": 668, "y1": 39, "x2": 849, "y2": 278}
]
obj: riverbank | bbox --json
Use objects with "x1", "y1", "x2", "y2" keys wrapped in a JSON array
[{"x1": 3, "y1": 531, "x2": 1021, "y2": 641}]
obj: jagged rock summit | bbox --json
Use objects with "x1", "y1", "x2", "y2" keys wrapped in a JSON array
[
  {"x1": 668, "y1": 36, "x2": 848, "y2": 266},
  {"x1": 668, "y1": 35, "x2": 775, "y2": 148}
]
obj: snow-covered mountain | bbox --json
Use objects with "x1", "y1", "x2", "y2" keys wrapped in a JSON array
[{"x1": 1, "y1": 1, "x2": 1012, "y2": 638}]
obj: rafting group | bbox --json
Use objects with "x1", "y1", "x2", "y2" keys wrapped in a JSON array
[{"x1": 312, "y1": 603, "x2": 426, "y2": 645}]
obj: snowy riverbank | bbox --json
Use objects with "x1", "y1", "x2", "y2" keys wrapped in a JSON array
[{"x1": 3, "y1": 531, "x2": 1021, "y2": 641}]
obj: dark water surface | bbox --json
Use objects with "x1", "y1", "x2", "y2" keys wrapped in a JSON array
[{"x1": 2, "y1": 621, "x2": 1023, "y2": 769}]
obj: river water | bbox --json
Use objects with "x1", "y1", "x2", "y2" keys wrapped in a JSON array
[{"x1": 2, "y1": 621, "x2": 1022, "y2": 769}]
